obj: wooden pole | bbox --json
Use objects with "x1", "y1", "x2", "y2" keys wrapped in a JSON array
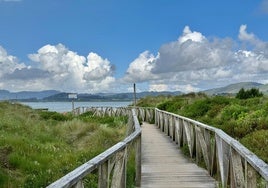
[
  {"x1": 133, "y1": 83, "x2": 137, "y2": 107},
  {"x1": 135, "y1": 135, "x2": 141, "y2": 187}
]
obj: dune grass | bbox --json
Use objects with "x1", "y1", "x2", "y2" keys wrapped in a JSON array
[{"x1": 0, "y1": 101, "x2": 127, "y2": 187}]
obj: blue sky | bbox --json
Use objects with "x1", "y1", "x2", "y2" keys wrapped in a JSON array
[{"x1": 0, "y1": 0, "x2": 268, "y2": 93}]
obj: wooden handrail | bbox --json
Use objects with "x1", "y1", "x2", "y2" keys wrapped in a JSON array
[
  {"x1": 49, "y1": 106, "x2": 268, "y2": 187},
  {"x1": 47, "y1": 107, "x2": 149, "y2": 188},
  {"x1": 155, "y1": 108, "x2": 268, "y2": 187}
]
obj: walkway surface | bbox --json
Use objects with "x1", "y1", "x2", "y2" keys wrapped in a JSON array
[{"x1": 141, "y1": 122, "x2": 217, "y2": 188}]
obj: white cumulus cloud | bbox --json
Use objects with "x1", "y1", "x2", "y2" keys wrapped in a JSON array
[
  {"x1": 124, "y1": 25, "x2": 268, "y2": 92},
  {"x1": 238, "y1": 25, "x2": 256, "y2": 42},
  {"x1": 0, "y1": 44, "x2": 116, "y2": 92},
  {"x1": 152, "y1": 26, "x2": 234, "y2": 74},
  {"x1": 0, "y1": 46, "x2": 26, "y2": 77},
  {"x1": 84, "y1": 52, "x2": 114, "y2": 81},
  {"x1": 28, "y1": 44, "x2": 115, "y2": 92},
  {"x1": 123, "y1": 51, "x2": 158, "y2": 83},
  {"x1": 178, "y1": 26, "x2": 205, "y2": 44}
]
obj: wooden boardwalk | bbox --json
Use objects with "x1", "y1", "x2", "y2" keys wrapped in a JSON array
[{"x1": 141, "y1": 122, "x2": 217, "y2": 188}]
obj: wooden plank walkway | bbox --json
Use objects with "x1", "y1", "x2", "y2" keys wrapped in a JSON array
[{"x1": 141, "y1": 122, "x2": 217, "y2": 188}]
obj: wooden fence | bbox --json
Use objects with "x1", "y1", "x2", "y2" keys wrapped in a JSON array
[
  {"x1": 48, "y1": 106, "x2": 268, "y2": 188},
  {"x1": 47, "y1": 107, "x2": 154, "y2": 188},
  {"x1": 155, "y1": 108, "x2": 268, "y2": 188}
]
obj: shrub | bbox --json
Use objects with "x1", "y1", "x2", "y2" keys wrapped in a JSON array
[
  {"x1": 240, "y1": 130, "x2": 268, "y2": 163},
  {"x1": 236, "y1": 88, "x2": 263, "y2": 99},
  {"x1": 220, "y1": 104, "x2": 248, "y2": 121},
  {"x1": 181, "y1": 99, "x2": 211, "y2": 118},
  {"x1": 157, "y1": 99, "x2": 185, "y2": 113},
  {"x1": 38, "y1": 111, "x2": 72, "y2": 121}
]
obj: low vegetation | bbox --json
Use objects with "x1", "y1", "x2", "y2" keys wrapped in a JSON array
[
  {"x1": 0, "y1": 101, "x2": 128, "y2": 187},
  {"x1": 137, "y1": 92, "x2": 268, "y2": 163}
]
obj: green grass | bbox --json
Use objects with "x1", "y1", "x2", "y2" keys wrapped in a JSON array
[{"x1": 0, "y1": 101, "x2": 127, "y2": 187}]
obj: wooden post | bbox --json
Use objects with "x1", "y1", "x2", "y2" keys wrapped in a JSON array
[
  {"x1": 111, "y1": 150, "x2": 127, "y2": 188},
  {"x1": 72, "y1": 99, "x2": 74, "y2": 112},
  {"x1": 135, "y1": 135, "x2": 141, "y2": 187},
  {"x1": 68, "y1": 93, "x2": 77, "y2": 113},
  {"x1": 230, "y1": 149, "x2": 244, "y2": 188},
  {"x1": 98, "y1": 161, "x2": 109, "y2": 188},
  {"x1": 245, "y1": 162, "x2": 257, "y2": 188},
  {"x1": 133, "y1": 83, "x2": 137, "y2": 107},
  {"x1": 73, "y1": 180, "x2": 84, "y2": 188}
]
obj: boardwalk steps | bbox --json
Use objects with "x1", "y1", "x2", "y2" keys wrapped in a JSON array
[{"x1": 141, "y1": 122, "x2": 216, "y2": 188}]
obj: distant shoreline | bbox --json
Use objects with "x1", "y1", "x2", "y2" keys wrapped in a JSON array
[{"x1": 4, "y1": 99, "x2": 134, "y2": 102}]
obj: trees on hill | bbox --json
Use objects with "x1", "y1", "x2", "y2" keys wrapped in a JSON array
[{"x1": 236, "y1": 88, "x2": 263, "y2": 99}]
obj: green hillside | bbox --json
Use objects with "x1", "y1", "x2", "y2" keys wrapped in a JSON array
[{"x1": 204, "y1": 82, "x2": 264, "y2": 95}]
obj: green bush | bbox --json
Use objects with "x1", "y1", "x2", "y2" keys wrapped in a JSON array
[
  {"x1": 220, "y1": 104, "x2": 248, "y2": 120},
  {"x1": 240, "y1": 130, "x2": 268, "y2": 163},
  {"x1": 38, "y1": 111, "x2": 72, "y2": 121},
  {"x1": 236, "y1": 88, "x2": 263, "y2": 99},
  {"x1": 157, "y1": 99, "x2": 185, "y2": 113},
  {"x1": 181, "y1": 99, "x2": 211, "y2": 118}
]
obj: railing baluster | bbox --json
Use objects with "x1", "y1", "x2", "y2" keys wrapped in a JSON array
[
  {"x1": 195, "y1": 126, "x2": 210, "y2": 170},
  {"x1": 111, "y1": 149, "x2": 127, "y2": 188},
  {"x1": 245, "y1": 161, "x2": 257, "y2": 188},
  {"x1": 135, "y1": 136, "x2": 141, "y2": 187},
  {"x1": 73, "y1": 180, "x2": 84, "y2": 188},
  {"x1": 230, "y1": 148, "x2": 245, "y2": 188},
  {"x1": 98, "y1": 161, "x2": 109, "y2": 188}
]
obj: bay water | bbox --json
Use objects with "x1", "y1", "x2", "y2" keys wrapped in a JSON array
[{"x1": 20, "y1": 101, "x2": 133, "y2": 112}]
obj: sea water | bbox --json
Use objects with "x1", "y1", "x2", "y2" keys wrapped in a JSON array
[{"x1": 20, "y1": 101, "x2": 133, "y2": 112}]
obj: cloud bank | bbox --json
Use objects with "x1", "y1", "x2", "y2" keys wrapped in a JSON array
[
  {"x1": 124, "y1": 25, "x2": 268, "y2": 92},
  {"x1": 1, "y1": 24, "x2": 268, "y2": 93},
  {"x1": 1, "y1": 44, "x2": 115, "y2": 92}
]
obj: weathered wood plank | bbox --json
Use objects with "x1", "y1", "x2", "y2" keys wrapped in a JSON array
[
  {"x1": 195, "y1": 126, "x2": 210, "y2": 171},
  {"x1": 135, "y1": 136, "x2": 141, "y2": 187},
  {"x1": 183, "y1": 120, "x2": 195, "y2": 158},
  {"x1": 230, "y1": 148, "x2": 244, "y2": 188},
  {"x1": 244, "y1": 161, "x2": 257, "y2": 188},
  {"x1": 73, "y1": 180, "x2": 84, "y2": 188},
  {"x1": 141, "y1": 122, "x2": 216, "y2": 188},
  {"x1": 111, "y1": 149, "x2": 127, "y2": 188},
  {"x1": 98, "y1": 161, "x2": 109, "y2": 188}
]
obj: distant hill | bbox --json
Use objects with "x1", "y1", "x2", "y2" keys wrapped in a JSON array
[
  {"x1": 43, "y1": 93, "x2": 106, "y2": 101},
  {"x1": 203, "y1": 82, "x2": 265, "y2": 95},
  {"x1": 0, "y1": 90, "x2": 60, "y2": 100},
  {"x1": 43, "y1": 91, "x2": 183, "y2": 101},
  {"x1": 1, "y1": 81, "x2": 268, "y2": 101},
  {"x1": 258, "y1": 84, "x2": 268, "y2": 94}
]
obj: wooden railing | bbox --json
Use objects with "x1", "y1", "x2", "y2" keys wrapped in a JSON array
[
  {"x1": 48, "y1": 106, "x2": 268, "y2": 187},
  {"x1": 47, "y1": 107, "x2": 154, "y2": 188},
  {"x1": 155, "y1": 108, "x2": 268, "y2": 188}
]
